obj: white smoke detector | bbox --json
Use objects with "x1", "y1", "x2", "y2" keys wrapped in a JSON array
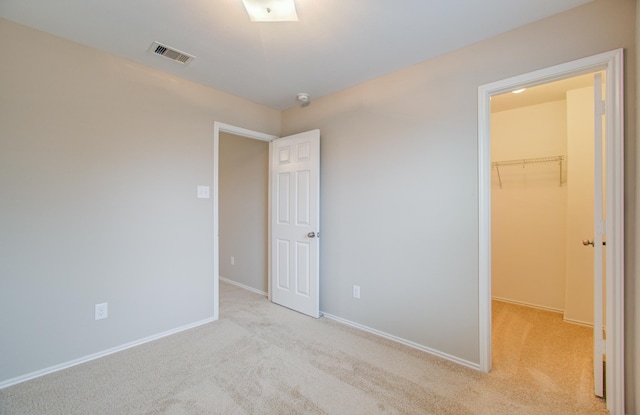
[{"x1": 296, "y1": 93, "x2": 311, "y2": 107}]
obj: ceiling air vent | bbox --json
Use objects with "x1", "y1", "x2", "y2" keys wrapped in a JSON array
[{"x1": 148, "y1": 41, "x2": 195, "y2": 65}]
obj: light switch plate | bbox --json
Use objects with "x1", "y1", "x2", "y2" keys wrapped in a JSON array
[
  {"x1": 197, "y1": 186, "x2": 210, "y2": 199},
  {"x1": 353, "y1": 285, "x2": 361, "y2": 299}
]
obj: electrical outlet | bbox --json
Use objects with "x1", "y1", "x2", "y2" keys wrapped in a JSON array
[
  {"x1": 230, "y1": 256, "x2": 235, "y2": 265},
  {"x1": 197, "y1": 185, "x2": 210, "y2": 199},
  {"x1": 353, "y1": 285, "x2": 361, "y2": 299},
  {"x1": 95, "y1": 303, "x2": 108, "y2": 320}
]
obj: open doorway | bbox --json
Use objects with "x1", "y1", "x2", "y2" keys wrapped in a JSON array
[
  {"x1": 218, "y1": 132, "x2": 269, "y2": 296},
  {"x1": 213, "y1": 123, "x2": 322, "y2": 320},
  {"x1": 212, "y1": 122, "x2": 277, "y2": 320},
  {"x1": 489, "y1": 72, "x2": 604, "y2": 405},
  {"x1": 477, "y1": 49, "x2": 624, "y2": 414}
]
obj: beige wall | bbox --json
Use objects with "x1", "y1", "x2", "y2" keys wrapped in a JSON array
[
  {"x1": 282, "y1": 0, "x2": 636, "y2": 409},
  {"x1": 0, "y1": 18, "x2": 280, "y2": 383},
  {"x1": 491, "y1": 100, "x2": 568, "y2": 312},
  {"x1": 219, "y1": 133, "x2": 269, "y2": 293}
]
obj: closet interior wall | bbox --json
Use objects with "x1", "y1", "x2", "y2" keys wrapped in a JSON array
[{"x1": 491, "y1": 84, "x2": 596, "y2": 325}]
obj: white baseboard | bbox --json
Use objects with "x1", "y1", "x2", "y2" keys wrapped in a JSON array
[
  {"x1": 219, "y1": 276, "x2": 267, "y2": 297},
  {"x1": 492, "y1": 297, "x2": 594, "y2": 327},
  {"x1": 562, "y1": 317, "x2": 594, "y2": 328},
  {"x1": 321, "y1": 312, "x2": 480, "y2": 371},
  {"x1": 0, "y1": 316, "x2": 217, "y2": 390},
  {"x1": 492, "y1": 296, "x2": 564, "y2": 314}
]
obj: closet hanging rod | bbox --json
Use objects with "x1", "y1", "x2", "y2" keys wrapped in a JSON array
[
  {"x1": 492, "y1": 155, "x2": 565, "y2": 189},
  {"x1": 491, "y1": 155, "x2": 565, "y2": 168}
]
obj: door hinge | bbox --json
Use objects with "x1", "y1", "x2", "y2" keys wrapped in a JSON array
[{"x1": 596, "y1": 99, "x2": 605, "y2": 116}]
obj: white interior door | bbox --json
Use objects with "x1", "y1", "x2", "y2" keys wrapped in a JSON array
[
  {"x1": 270, "y1": 130, "x2": 320, "y2": 318},
  {"x1": 592, "y1": 73, "x2": 605, "y2": 398}
]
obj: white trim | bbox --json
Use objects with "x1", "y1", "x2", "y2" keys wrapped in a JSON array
[
  {"x1": 214, "y1": 122, "x2": 277, "y2": 143},
  {"x1": 220, "y1": 276, "x2": 268, "y2": 297},
  {"x1": 492, "y1": 297, "x2": 595, "y2": 327},
  {"x1": 0, "y1": 317, "x2": 215, "y2": 390},
  {"x1": 477, "y1": 49, "x2": 625, "y2": 415},
  {"x1": 492, "y1": 297, "x2": 564, "y2": 314},
  {"x1": 562, "y1": 317, "x2": 594, "y2": 328},
  {"x1": 322, "y1": 313, "x2": 480, "y2": 371},
  {"x1": 478, "y1": 84, "x2": 492, "y2": 374},
  {"x1": 213, "y1": 122, "x2": 277, "y2": 316},
  {"x1": 605, "y1": 48, "x2": 625, "y2": 415},
  {"x1": 267, "y1": 140, "x2": 274, "y2": 302}
]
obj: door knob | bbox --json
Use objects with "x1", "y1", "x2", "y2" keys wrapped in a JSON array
[
  {"x1": 307, "y1": 232, "x2": 316, "y2": 238},
  {"x1": 582, "y1": 239, "x2": 606, "y2": 247}
]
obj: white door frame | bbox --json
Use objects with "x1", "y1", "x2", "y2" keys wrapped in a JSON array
[
  {"x1": 212, "y1": 122, "x2": 277, "y2": 320},
  {"x1": 477, "y1": 49, "x2": 624, "y2": 414}
]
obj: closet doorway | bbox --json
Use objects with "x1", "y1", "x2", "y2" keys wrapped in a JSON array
[
  {"x1": 489, "y1": 72, "x2": 602, "y2": 398},
  {"x1": 477, "y1": 49, "x2": 624, "y2": 414}
]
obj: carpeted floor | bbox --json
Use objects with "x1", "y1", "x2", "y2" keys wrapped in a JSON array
[{"x1": 0, "y1": 282, "x2": 607, "y2": 414}]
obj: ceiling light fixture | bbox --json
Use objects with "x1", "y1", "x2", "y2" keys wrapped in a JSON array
[
  {"x1": 296, "y1": 93, "x2": 310, "y2": 107},
  {"x1": 242, "y1": 0, "x2": 298, "y2": 22},
  {"x1": 512, "y1": 88, "x2": 527, "y2": 94}
]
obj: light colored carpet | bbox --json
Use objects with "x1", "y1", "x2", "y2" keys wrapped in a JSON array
[{"x1": 0, "y1": 283, "x2": 607, "y2": 414}]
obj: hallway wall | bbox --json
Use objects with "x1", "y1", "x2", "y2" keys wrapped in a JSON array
[{"x1": 219, "y1": 133, "x2": 269, "y2": 293}]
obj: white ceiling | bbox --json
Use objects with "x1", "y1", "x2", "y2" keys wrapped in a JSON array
[{"x1": 0, "y1": 0, "x2": 593, "y2": 110}]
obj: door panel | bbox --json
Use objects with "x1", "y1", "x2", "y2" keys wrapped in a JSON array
[
  {"x1": 277, "y1": 173, "x2": 291, "y2": 224},
  {"x1": 270, "y1": 130, "x2": 320, "y2": 318},
  {"x1": 276, "y1": 239, "x2": 290, "y2": 289},
  {"x1": 296, "y1": 171, "x2": 311, "y2": 225},
  {"x1": 296, "y1": 241, "x2": 311, "y2": 296}
]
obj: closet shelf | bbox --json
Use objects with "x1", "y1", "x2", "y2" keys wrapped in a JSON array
[{"x1": 492, "y1": 155, "x2": 566, "y2": 189}]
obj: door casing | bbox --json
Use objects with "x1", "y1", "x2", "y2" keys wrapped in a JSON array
[{"x1": 477, "y1": 49, "x2": 624, "y2": 414}]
